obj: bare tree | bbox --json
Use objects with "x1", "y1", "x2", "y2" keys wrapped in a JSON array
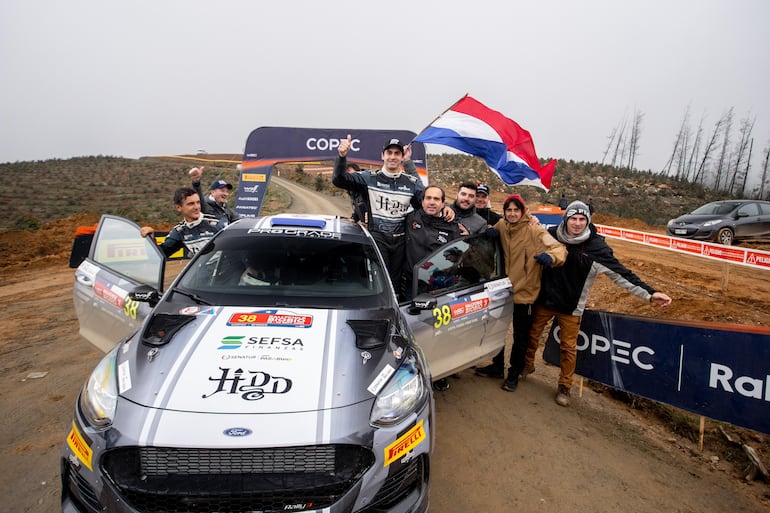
[
  {"x1": 684, "y1": 114, "x2": 705, "y2": 181},
  {"x1": 601, "y1": 127, "x2": 618, "y2": 165},
  {"x1": 714, "y1": 107, "x2": 734, "y2": 191},
  {"x1": 729, "y1": 113, "x2": 755, "y2": 195},
  {"x1": 739, "y1": 138, "x2": 753, "y2": 196},
  {"x1": 694, "y1": 112, "x2": 726, "y2": 185},
  {"x1": 757, "y1": 142, "x2": 770, "y2": 200},
  {"x1": 663, "y1": 106, "x2": 690, "y2": 176},
  {"x1": 609, "y1": 116, "x2": 628, "y2": 168},
  {"x1": 627, "y1": 109, "x2": 644, "y2": 170}
]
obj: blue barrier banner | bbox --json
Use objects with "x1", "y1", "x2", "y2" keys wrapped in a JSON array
[
  {"x1": 543, "y1": 310, "x2": 770, "y2": 434},
  {"x1": 236, "y1": 127, "x2": 427, "y2": 217}
]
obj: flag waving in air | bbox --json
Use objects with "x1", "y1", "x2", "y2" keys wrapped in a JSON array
[{"x1": 414, "y1": 95, "x2": 556, "y2": 190}]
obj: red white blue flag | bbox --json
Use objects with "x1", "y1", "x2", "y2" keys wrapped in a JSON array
[{"x1": 414, "y1": 95, "x2": 556, "y2": 190}]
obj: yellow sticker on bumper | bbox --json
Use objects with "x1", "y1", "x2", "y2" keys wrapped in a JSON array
[
  {"x1": 384, "y1": 420, "x2": 425, "y2": 466},
  {"x1": 67, "y1": 422, "x2": 93, "y2": 471}
]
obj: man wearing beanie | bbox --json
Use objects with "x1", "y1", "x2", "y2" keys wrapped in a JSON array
[
  {"x1": 475, "y1": 194, "x2": 567, "y2": 392},
  {"x1": 526, "y1": 200, "x2": 672, "y2": 406}
]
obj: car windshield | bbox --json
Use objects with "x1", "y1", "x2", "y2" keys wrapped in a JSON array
[
  {"x1": 174, "y1": 234, "x2": 390, "y2": 308},
  {"x1": 691, "y1": 202, "x2": 741, "y2": 215}
]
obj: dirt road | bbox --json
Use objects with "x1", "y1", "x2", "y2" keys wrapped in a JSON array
[{"x1": 1, "y1": 181, "x2": 769, "y2": 512}]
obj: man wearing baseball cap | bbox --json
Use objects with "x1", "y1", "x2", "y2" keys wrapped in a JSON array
[
  {"x1": 332, "y1": 135, "x2": 429, "y2": 290},
  {"x1": 190, "y1": 167, "x2": 240, "y2": 225},
  {"x1": 474, "y1": 183, "x2": 502, "y2": 225}
]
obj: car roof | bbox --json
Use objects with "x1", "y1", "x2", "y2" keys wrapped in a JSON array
[{"x1": 219, "y1": 214, "x2": 372, "y2": 242}]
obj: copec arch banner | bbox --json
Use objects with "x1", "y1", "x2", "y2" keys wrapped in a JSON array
[
  {"x1": 235, "y1": 127, "x2": 427, "y2": 217},
  {"x1": 543, "y1": 310, "x2": 770, "y2": 434}
]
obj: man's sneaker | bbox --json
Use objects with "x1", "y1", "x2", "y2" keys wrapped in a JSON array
[
  {"x1": 434, "y1": 378, "x2": 450, "y2": 392},
  {"x1": 475, "y1": 364, "x2": 504, "y2": 379},
  {"x1": 520, "y1": 364, "x2": 536, "y2": 380},
  {"x1": 501, "y1": 375, "x2": 519, "y2": 392},
  {"x1": 555, "y1": 385, "x2": 571, "y2": 407}
]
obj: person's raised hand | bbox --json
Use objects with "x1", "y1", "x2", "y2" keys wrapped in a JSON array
[
  {"x1": 189, "y1": 166, "x2": 204, "y2": 183},
  {"x1": 339, "y1": 134, "x2": 352, "y2": 157},
  {"x1": 403, "y1": 143, "x2": 412, "y2": 161}
]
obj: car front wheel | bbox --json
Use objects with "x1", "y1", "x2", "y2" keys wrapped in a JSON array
[{"x1": 717, "y1": 227, "x2": 734, "y2": 245}]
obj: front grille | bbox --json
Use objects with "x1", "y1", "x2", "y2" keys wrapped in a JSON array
[
  {"x1": 364, "y1": 454, "x2": 426, "y2": 512},
  {"x1": 63, "y1": 459, "x2": 101, "y2": 513},
  {"x1": 101, "y1": 445, "x2": 374, "y2": 513}
]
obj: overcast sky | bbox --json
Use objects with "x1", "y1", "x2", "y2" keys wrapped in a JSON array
[{"x1": 2, "y1": 0, "x2": 768, "y2": 184}]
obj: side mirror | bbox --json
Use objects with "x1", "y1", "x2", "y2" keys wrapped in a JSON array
[
  {"x1": 129, "y1": 284, "x2": 161, "y2": 307},
  {"x1": 407, "y1": 295, "x2": 437, "y2": 315}
]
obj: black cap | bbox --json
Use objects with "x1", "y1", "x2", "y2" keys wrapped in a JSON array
[
  {"x1": 476, "y1": 184, "x2": 490, "y2": 196},
  {"x1": 382, "y1": 138, "x2": 405, "y2": 152}
]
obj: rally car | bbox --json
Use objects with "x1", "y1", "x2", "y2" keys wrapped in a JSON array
[{"x1": 62, "y1": 214, "x2": 513, "y2": 513}]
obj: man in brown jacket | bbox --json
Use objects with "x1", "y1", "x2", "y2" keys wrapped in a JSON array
[{"x1": 475, "y1": 194, "x2": 567, "y2": 391}]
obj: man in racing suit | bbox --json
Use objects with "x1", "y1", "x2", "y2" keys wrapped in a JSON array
[
  {"x1": 403, "y1": 185, "x2": 467, "y2": 391},
  {"x1": 140, "y1": 187, "x2": 226, "y2": 258},
  {"x1": 403, "y1": 185, "x2": 467, "y2": 300},
  {"x1": 333, "y1": 135, "x2": 426, "y2": 289}
]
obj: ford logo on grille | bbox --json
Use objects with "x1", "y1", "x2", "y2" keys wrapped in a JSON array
[{"x1": 223, "y1": 427, "x2": 252, "y2": 437}]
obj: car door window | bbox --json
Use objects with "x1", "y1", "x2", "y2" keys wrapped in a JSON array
[
  {"x1": 91, "y1": 216, "x2": 164, "y2": 289},
  {"x1": 413, "y1": 235, "x2": 499, "y2": 298},
  {"x1": 401, "y1": 233, "x2": 511, "y2": 380},
  {"x1": 737, "y1": 203, "x2": 759, "y2": 217}
]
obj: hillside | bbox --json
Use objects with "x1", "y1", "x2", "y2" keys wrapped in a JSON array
[{"x1": 0, "y1": 153, "x2": 739, "y2": 234}]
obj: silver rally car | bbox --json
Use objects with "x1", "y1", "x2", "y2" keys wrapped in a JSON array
[{"x1": 63, "y1": 214, "x2": 512, "y2": 513}]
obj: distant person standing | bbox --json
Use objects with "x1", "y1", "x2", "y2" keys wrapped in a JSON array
[
  {"x1": 558, "y1": 193, "x2": 568, "y2": 210},
  {"x1": 587, "y1": 196, "x2": 596, "y2": 215},
  {"x1": 526, "y1": 201, "x2": 672, "y2": 407},
  {"x1": 474, "y1": 184, "x2": 502, "y2": 225}
]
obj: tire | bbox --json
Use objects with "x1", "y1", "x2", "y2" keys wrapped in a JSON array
[{"x1": 717, "y1": 227, "x2": 734, "y2": 245}]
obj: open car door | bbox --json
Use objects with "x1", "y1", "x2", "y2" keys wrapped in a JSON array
[
  {"x1": 400, "y1": 234, "x2": 513, "y2": 380},
  {"x1": 72, "y1": 215, "x2": 165, "y2": 352}
]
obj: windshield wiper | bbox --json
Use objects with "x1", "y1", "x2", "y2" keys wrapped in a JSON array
[{"x1": 172, "y1": 287, "x2": 211, "y2": 305}]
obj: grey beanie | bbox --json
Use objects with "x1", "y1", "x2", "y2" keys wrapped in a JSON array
[{"x1": 564, "y1": 201, "x2": 591, "y2": 224}]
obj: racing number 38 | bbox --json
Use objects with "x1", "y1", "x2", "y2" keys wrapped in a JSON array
[{"x1": 432, "y1": 305, "x2": 452, "y2": 329}]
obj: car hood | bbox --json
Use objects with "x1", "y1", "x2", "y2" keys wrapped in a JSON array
[
  {"x1": 670, "y1": 213, "x2": 725, "y2": 224},
  {"x1": 117, "y1": 306, "x2": 404, "y2": 415}
]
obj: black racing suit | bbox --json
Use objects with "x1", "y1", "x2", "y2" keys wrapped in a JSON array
[
  {"x1": 333, "y1": 156, "x2": 425, "y2": 289},
  {"x1": 403, "y1": 208, "x2": 464, "y2": 299},
  {"x1": 157, "y1": 214, "x2": 227, "y2": 258}
]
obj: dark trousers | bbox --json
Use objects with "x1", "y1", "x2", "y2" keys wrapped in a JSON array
[
  {"x1": 372, "y1": 231, "x2": 405, "y2": 291},
  {"x1": 492, "y1": 303, "x2": 535, "y2": 376}
]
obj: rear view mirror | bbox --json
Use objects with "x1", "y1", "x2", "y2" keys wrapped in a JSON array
[
  {"x1": 129, "y1": 284, "x2": 160, "y2": 307},
  {"x1": 408, "y1": 295, "x2": 437, "y2": 315}
]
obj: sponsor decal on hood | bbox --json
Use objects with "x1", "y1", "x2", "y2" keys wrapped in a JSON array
[{"x1": 157, "y1": 307, "x2": 331, "y2": 414}]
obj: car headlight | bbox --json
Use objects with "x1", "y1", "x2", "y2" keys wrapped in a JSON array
[
  {"x1": 702, "y1": 219, "x2": 723, "y2": 227},
  {"x1": 370, "y1": 348, "x2": 429, "y2": 427},
  {"x1": 79, "y1": 345, "x2": 119, "y2": 428}
]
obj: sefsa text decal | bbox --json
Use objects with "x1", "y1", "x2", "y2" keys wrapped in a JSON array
[
  {"x1": 67, "y1": 422, "x2": 93, "y2": 471},
  {"x1": 228, "y1": 309, "x2": 313, "y2": 328},
  {"x1": 384, "y1": 420, "x2": 426, "y2": 466}
]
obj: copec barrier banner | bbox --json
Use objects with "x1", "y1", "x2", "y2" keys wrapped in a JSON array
[
  {"x1": 543, "y1": 310, "x2": 770, "y2": 435},
  {"x1": 235, "y1": 127, "x2": 427, "y2": 218}
]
